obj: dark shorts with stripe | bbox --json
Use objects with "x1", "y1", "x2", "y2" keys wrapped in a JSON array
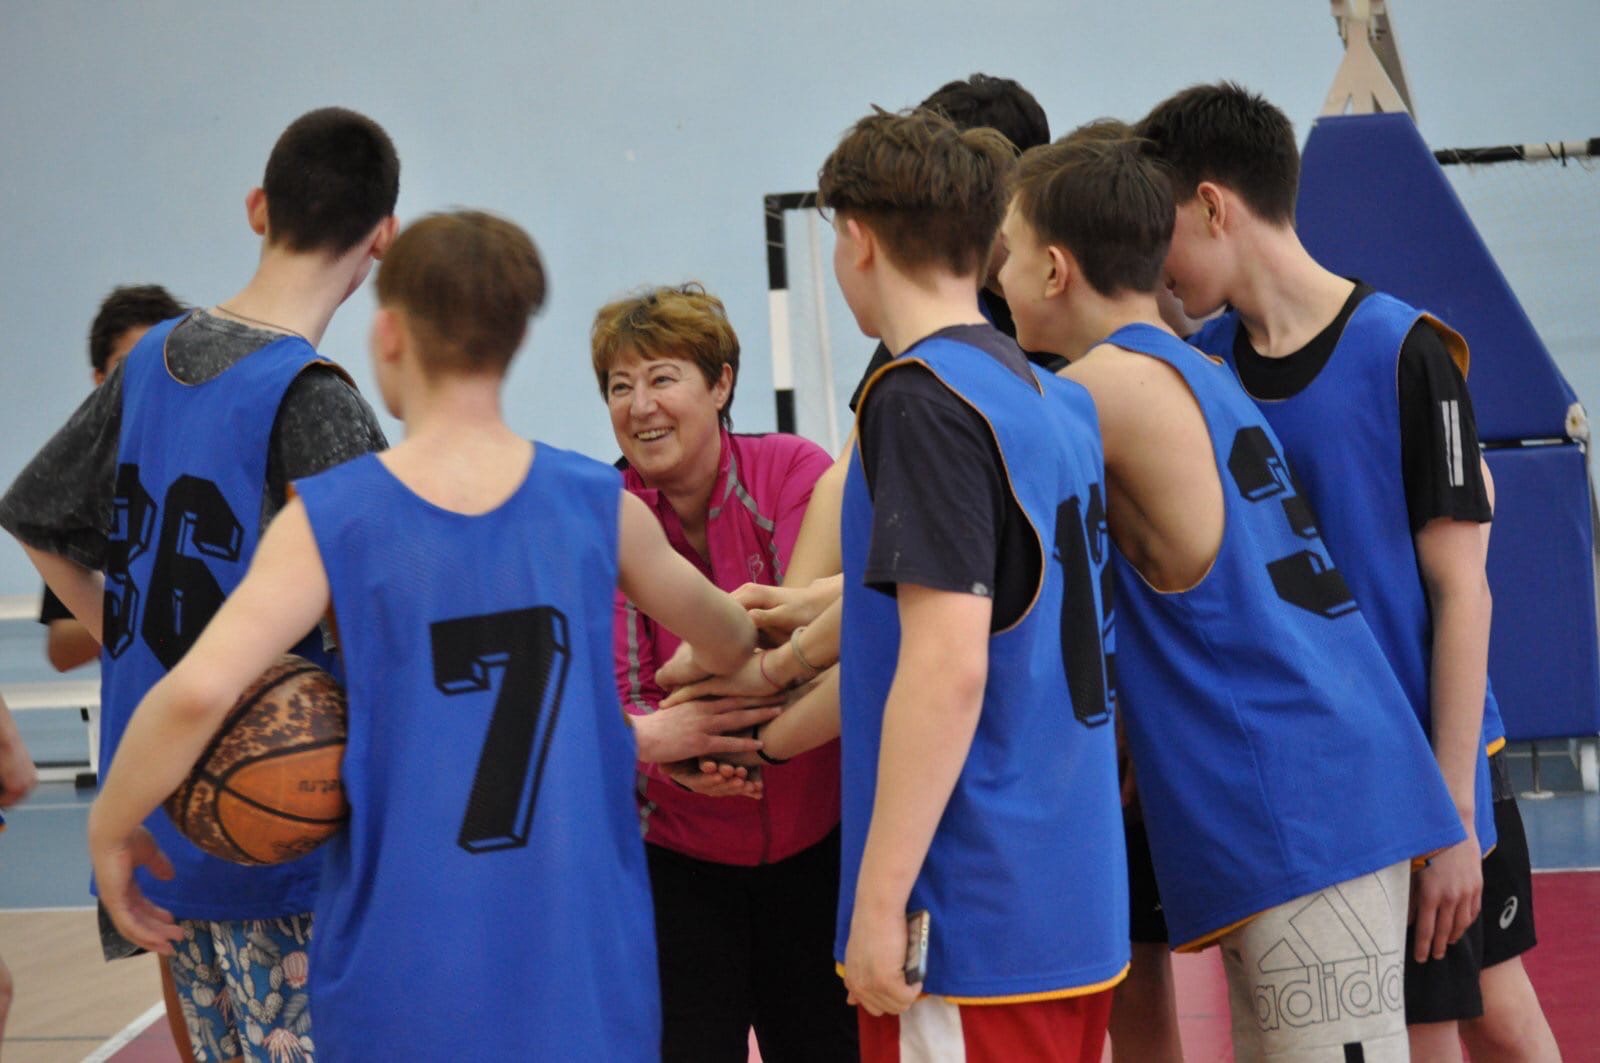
[
  {"x1": 1404, "y1": 753, "x2": 1537, "y2": 1025},
  {"x1": 1124, "y1": 812, "x2": 1170, "y2": 945}
]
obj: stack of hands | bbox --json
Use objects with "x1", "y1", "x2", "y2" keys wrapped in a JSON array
[{"x1": 636, "y1": 576, "x2": 842, "y2": 798}]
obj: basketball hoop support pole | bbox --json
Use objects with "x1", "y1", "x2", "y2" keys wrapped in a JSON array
[{"x1": 1324, "y1": 0, "x2": 1415, "y2": 117}]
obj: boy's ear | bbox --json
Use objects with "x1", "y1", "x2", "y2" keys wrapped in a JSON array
[
  {"x1": 370, "y1": 216, "x2": 400, "y2": 260},
  {"x1": 372, "y1": 306, "x2": 404, "y2": 364},
  {"x1": 843, "y1": 216, "x2": 874, "y2": 270},
  {"x1": 245, "y1": 187, "x2": 269, "y2": 237},
  {"x1": 1195, "y1": 181, "x2": 1227, "y2": 236},
  {"x1": 1044, "y1": 245, "x2": 1072, "y2": 299}
]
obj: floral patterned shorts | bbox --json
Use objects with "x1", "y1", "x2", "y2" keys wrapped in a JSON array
[{"x1": 165, "y1": 914, "x2": 315, "y2": 1063}]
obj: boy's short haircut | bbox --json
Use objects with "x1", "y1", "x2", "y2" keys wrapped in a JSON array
[
  {"x1": 88, "y1": 284, "x2": 186, "y2": 373},
  {"x1": 818, "y1": 109, "x2": 1016, "y2": 278},
  {"x1": 589, "y1": 283, "x2": 740, "y2": 427},
  {"x1": 1135, "y1": 81, "x2": 1298, "y2": 225},
  {"x1": 919, "y1": 73, "x2": 1050, "y2": 154},
  {"x1": 1013, "y1": 120, "x2": 1174, "y2": 298},
  {"x1": 375, "y1": 210, "x2": 546, "y2": 376},
  {"x1": 263, "y1": 107, "x2": 400, "y2": 255}
]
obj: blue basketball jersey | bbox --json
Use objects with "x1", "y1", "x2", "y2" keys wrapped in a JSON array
[
  {"x1": 1105, "y1": 324, "x2": 1465, "y2": 948},
  {"x1": 297, "y1": 446, "x2": 658, "y2": 1061},
  {"x1": 101, "y1": 316, "x2": 330, "y2": 919},
  {"x1": 1196, "y1": 296, "x2": 1502, "y2": 848},
  {"x1": 839, "y1": 335, "x2": 1129, "y2": 1001}
]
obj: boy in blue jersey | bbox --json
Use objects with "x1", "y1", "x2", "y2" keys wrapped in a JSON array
[
  {"x1": 84, "y1": 211, "x2": 760, "y2": 1061},
  {"x1": 1139, "y1": 82, "x2": 1557, "y2": 1062},
  {"x1": 40, "y1": 286, "x2": 189, "y2": 675},
  {"x1": 1, "y1": 106, "x2": 401, "y2": 1061},
  {"x1": 999, "y1": 121, "x2": 1469, "y2": 1061},
  {"x1": 818, "y1": 108, "x2": 1129, "y2": 1062}
]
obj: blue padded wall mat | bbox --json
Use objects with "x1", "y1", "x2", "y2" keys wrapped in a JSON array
[
  {"x1": 1484, "y1": 443, "x2": 1600, "y2": 740},
  {"x1": 1298, "y1": 113, "x2": 1577, "y2": 444}
]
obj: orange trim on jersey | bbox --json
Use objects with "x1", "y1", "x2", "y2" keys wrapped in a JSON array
[
  {"x1": 1417, "y1": 313, "x2": 1470, "y2": 379},
  {"x1": 1412, "y1": 838, "x2": 1460, "y2": 871},
  {"x1": 1175, "y1": 911, "x2": 1263, "y2": 954},
  {"x1": 1486, "y1": 736, "x2": 1506, "y2": 756},
  {"x1": 834, "y1": 962, "x2": 1130, "y2": 1006},
  {"x1": 853, "y1": 353, "x2": 1047, "y2": 636}
]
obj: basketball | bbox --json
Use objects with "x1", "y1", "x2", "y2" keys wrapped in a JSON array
[{"x1": 164, "y1": 654, "x2": 349, "y2": 866}]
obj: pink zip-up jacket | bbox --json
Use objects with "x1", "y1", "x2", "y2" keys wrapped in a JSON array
[{"x1": 616, "y1": 428, "x2": 838, "y2": 866}]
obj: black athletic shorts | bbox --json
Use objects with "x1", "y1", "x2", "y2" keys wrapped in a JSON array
[
  {"x1": 1404, "y1": 753, "x2": 1536, "y2": 1025},
  {"x1": 1124, "y1": 813, "x2": 1170, "y2": 945}
]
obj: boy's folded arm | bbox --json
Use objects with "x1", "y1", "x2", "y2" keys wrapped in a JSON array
[
  {"x1": 616, "y1": 492, "x2": 755, "y2": 675},
  {"x1": 23, "y1": 544, "x2": 106, "y2": 644}
]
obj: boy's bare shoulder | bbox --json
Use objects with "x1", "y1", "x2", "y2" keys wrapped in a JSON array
[{"x1": 1060, "y1": 341, "x2": 1190, "y2": 402}]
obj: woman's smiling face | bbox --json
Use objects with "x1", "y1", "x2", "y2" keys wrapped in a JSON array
[{"x1": 606, "y1": 348, "x2": 730, "y2": 487}]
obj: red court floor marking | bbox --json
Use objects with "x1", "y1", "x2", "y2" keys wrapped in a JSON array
[
  {"x1": 114, "y1": 874, "x2": 1596, "y2": 1062},
  {"x1": 105, "y1": 1017, "x2": 178, "y2": 1063},
  {"x1": 1522, "y1": 870, "x2": 1600, "y2": 1053}
]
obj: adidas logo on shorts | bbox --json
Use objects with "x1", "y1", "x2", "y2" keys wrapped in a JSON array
[{"x1": 1251, "y1": 893, "x2": 1403, "y2": 1031}]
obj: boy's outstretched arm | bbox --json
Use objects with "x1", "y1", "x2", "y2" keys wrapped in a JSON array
[
  {"x1": 87, "y1": 500, "x2": 331, "y2": 954},
  {"x1": 781, "y1": 447, "x2": 849, "y2": 587},
  {"x1": 1411, "y1": 514, "x2": 1491, "y2": 962},
  {"x1": 660, "y1": 594, "x2": 842, "y2": 701},
  {"x1": 617, "y1": 492, "x2": 756, "y2": 676},
  {"x1": 760, "y1": 666, "x2": 842, "y2": 762},
  {"x1": 846, "y1": 583, "x2": 989, "y2": 1017}
]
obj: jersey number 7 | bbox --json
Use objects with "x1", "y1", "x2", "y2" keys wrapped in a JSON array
[{"x1": 430, "y1": 607, "x2": 571, "y2": 855}]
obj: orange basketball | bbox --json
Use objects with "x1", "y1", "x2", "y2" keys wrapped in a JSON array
[{"x1": 165, "y1": 654, "x2": 349, "y2": 866}]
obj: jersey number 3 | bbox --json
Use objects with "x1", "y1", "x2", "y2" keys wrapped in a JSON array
[
  {"x1": 430, "y1": 607, "x2": 571, "y2": 855},
  {"x1": 1228, "y1": 427, "x2": 1356, "y2": 619}
]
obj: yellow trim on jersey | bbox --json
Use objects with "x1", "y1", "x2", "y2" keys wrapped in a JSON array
[
  {"x1": 1486, "y1": 736, "x2": 1506, "y2": 756},
  {"x1": 833, "y1": 962, "x2": 1130, "y2": 1005}
]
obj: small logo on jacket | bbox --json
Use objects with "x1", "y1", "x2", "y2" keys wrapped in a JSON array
[{"x1": 1499, "y1": 896, "x2": 1519, "y2": 930}]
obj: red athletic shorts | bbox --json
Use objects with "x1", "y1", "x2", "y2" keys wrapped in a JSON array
[{"x1": 857, "y1": 989, "x2": 1113, "y2": 1063}]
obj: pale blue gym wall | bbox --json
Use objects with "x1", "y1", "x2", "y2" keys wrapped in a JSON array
[{"x1": 1, "y1": 0, "x2": 1597, "y2": 591}]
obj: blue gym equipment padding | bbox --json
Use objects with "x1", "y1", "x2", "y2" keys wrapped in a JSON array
[
  {"x1": 1297, "y1": 112, "x2": 1600, "y2": 741},
  {"x1": 1298, "y1": 113, "x2": 1578, "y2": 444},
  {"x1": 1483, "y1": 444, "x2": 1600, "y2": 741}
]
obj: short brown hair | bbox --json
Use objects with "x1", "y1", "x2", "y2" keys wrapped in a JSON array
[
  {"x1": 1013, "y1": 121, "x2": 1174, "y2": 297},
  {"x1": 818, "y1": 108, "x2": 1016, "y2": 277},
  {"x1": 375, "y1": 211, "x2": 546, "y2": 376},
  {"x1": 590, "y1": 283, "x2": 740, "y2": 427}
]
